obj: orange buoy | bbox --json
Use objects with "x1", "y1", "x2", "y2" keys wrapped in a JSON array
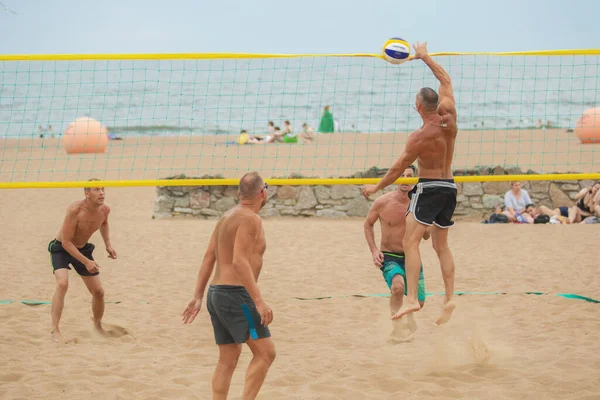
[
  {"x1": 62, "y1": 117, "x2": 109, "y2": 154},
  {"x1": 575, "y1": 108, "x2": 600, "y2": 144}
]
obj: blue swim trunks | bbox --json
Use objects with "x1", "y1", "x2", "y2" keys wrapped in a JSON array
[{"x1": 380, "y1": 251, "x2": 426, "y2": 302}]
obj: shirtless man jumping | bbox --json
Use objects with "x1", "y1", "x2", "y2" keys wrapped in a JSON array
[
  {"x1": 48, "y1": 179, "x2": 117, "y2": 342},
  {"x1": 364, "y1": 165, "x2": 430, "y2": 341},
  {"x1": 362, "y1": 41, "x2": 458, "y2": 326},
  {"x1": 182, "y1": 171, "x2": 275, "y2": 400}
]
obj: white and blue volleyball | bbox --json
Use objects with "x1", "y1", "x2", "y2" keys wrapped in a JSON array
[{"x1": 382, "y1": 37, "x2": 411, "y2": 65}]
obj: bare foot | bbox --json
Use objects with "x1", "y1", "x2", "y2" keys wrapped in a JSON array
[
  {"x1": 391, "y1": 300, "x2": 421, "y2": 320},
  {"x1": 51, "y1": 329, "x2": 64, "y2": 343},
  {"x1": 92, "y1": 318, "x2": 108, "y2": 337},
  {"x1": 435, "y1": 301, "x2": 456, "y2": 325}
]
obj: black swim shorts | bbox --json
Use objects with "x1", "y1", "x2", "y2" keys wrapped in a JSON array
[
  {"x1": 407, "y1": 178, "x2": 458, "y2": 228},
  {"x1": 206, "y1": 285, "x2": 271, "y2": 345},
  {"x1": 48, "y1": 239, "x2": 98, "y2": 276}
]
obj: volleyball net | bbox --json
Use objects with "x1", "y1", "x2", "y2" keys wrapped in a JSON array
[{"x1": 0, "y1": 49, "x2": 599, "y2": 189}]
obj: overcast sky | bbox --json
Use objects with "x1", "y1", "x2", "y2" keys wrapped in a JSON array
[{"x1": 0, "y1": 0, "x2": 598, "y2": 55}]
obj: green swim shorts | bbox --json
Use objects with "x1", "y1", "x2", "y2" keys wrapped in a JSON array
[
  {"x1": 283, "y1": 135, "x2": 298, "y2": 143},
  {"x1": 380, "y1": 251, "x2": 426, "y2": 302}
]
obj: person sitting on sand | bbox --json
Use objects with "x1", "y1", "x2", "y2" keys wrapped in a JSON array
[
  {"x1": 266, "y1": 126, "x2": 283, "y2": 143},
  {"x1": 300, "y1": 123, "x2": 315, "y2": 144},
  {"x1": 569, "y1": 183, "x2": 600, "y2": 223},
  {"x1": 502, "y1": 181, "x2": 534, "y2": 223},
  {"x1": 237, "y1": 130, "x2": 264, "y2": 145},
  {"x1": 281, "y1": 120, "x2": 298, "y2": 143},
  {"x1": 538, "y1": 204, "x2": 571, "y2": 221}
]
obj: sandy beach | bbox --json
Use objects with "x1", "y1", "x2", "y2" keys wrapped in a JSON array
[
  {"x1": 1, "y1": 129, "x2": 599, "y2": 184},
  {"x1": 0, "y1": 129, "x2": 599, "y2": 399}
]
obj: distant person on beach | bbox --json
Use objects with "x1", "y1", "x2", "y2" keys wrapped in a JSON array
[
  {"x1": 300, "y1": 123, "x2": 315, "y2": 143},
  {"x1": 361, "y1": 41, "x2": 459, "y2": 325},
  {"x1": 281, "y1": 120, "x2": 298, "y2": 143},
  {"x1": 569, "y1": 183, "x2": 600, "y2": 223},
  {"x1": 318, "y1": 105, "x2": 334, "y2": 133},
  {"x1": 182, "y1": 172, "x2": 275, "y2": 399},
  {"x1": 48, "y1": 178, "x2": 118, "y2": 342},
  {"x1": 363, "y1": 165, "x2": 429, "y2": 342},
  {"x1": 502, "y1": 182, "x2": 534, "y2": 223}
]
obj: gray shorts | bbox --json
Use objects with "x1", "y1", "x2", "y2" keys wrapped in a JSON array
[{"x1": 206, "y1": 285, "x2": 271, "y2": 345}]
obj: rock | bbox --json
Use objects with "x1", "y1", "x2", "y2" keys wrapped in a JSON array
[
  {"x1": 266, "y1": 186, "x2": 278, "y2": 200},
  {"x1": 505, "y1": 167, "x2": 522, "y2": 175},
  {"x1": 318, "y1": 199, "x2": 344, "y2": 205},
  {"x1": 300, "y1": 210, "x2": 317, "y2": 217},
  {"x1": 214, "y1": 197, "x2": 236, "y2": 211},
  {"x1": 471, "y1": 203, "x2": 484, "y2": 209},
  {"x1": 259, "y1": 208, "x2": 281, "y2": 218},
  {"x1": 482, "y1": 181, "x2": 511, "y2": 194},
  {"x1": 190, "y1": 191, "x2": 210, "y2": 209},
  {"x1": 314, "y1": 186, "x2": 331, "y2": 202},
  {"x1": 491, "y1": 166, "x2": 505, "y2": 175},
  {"x1": 154, "y1": 195, "x2": 174, "y2": 213},
  {"x1": 223, "y1": 186, "x2": 238, "y2": 198},
  {"x1": 462, "y1": 182, "x2": 483, "y2": 196},
  {"x1": 280, "y1": 207, "x2": 301, "y2": 216},
  {"x1": 345, "y1": 196, "x2": 371, "y2": 217},
  {"x1": 166, "y1": 186, "x2": 195, "y2": 196},
  {"x1": 560, "y1": 184, "x2": 580, "y2": 191},
  {"x1": 284, "y1": 199, "x2": 296, "y2": 206},
  {"x1": 469, "y1": 196, "x2": 482, "y2": 203},
  {"x1": 456, "y1": 194, "x2": 468, "y2": 203},
  {"x1": 579, "y1": 180, "x2": 596, "y2": 189},
  {"x1": 331, "y1": 185, "x2": 360, "y2": 199},
  {"x1": 315, "y1": 205, "x2": 324, "y2": 209},
  {"x1": 174, "y1": 196, "x2": 190, "y2": 208},
  {"x1": 277, "y1": 186, "x2": 299, "y2": 200},
  {"x1": 174, "y1": 207, "x2": 193, "y2": 214},
  {"x1": 549, "y1": 183, "x2": 572, "y2": 207},
  {"x1": 296, "y1": 187, "x2": 318, "y2": 210},
  {"x1": 569, "y1": 191, "x2": 580, "y2": 200},
  {"x1": 453, "y1": 206, "x2": 470, "y2": 215},
  {"x1": 198, "y1": 208, "x2": 222, "y2": 217},
  {"x1": 316, "y1": 209, "x2": 347, "y2": 218},
  {"x1": 482, "y1": 194, "x2": 503, "y2": 209},
  {"x1": 529, "y1": 180, "x2": 550, "y2": 193}
]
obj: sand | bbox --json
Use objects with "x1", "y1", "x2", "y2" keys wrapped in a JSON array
[
  {"x1": 0, "y1": 130, "x2": 599, "y2": 399},
  {"x1": 1, "y1": 129, "x2": 599, "y2": 183}
]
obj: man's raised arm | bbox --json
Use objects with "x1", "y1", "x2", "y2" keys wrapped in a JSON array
[{"x1": 413, "y1": 41, "x2": 456, "y2": 115}]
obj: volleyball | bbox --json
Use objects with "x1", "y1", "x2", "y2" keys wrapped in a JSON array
[{"x1": 382, "y1": 37, "x2": 411, "y2": 65}]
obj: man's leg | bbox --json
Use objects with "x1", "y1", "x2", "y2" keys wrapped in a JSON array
[
  {"x1": 431, "y1": 225, "x2": 457, "y2": 325},
  {"x1": 392, "y1": 213, "x2": 429, "y2": 320},
  {"x1": 51, "y1": 269, "x2": 69, "y2": 342},
  {"x1": 389, "y1": 275, "x2": 404, "y2": 315},
  {"x1": 213, "y1": 343, "x2": 243, "y2": 400},
  {"x1": 243, "y1": 337, "x2": 276, "y2": 400},
  {"x1": 539, "y1": 205, "x2": 559, "y2": 217},
  {"x1": 80, "y1": 275, "x2": 105, "y2": 333}
]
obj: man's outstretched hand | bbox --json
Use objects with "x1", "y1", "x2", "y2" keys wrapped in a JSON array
[{"x1": 412, "y1": 41, "x2": 429, "y2": 60}]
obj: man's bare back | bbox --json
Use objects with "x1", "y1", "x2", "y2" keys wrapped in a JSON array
[
  {"x1": 211, "y1": 207, "x2": 267, "y2": 287},
  {"x1": 410, "y1": 111, "x2": 458, "y2": 180},
  {"x1": 56, "y1": 200, "x2": 110, "y2": 248},
  {"x1": 182, "y1": 172, "x2": 275, "y2": 399}
]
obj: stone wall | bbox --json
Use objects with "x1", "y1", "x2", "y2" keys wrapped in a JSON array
[{"x1": 152, "y1": 168, "x2": 598, "y2": 221}]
